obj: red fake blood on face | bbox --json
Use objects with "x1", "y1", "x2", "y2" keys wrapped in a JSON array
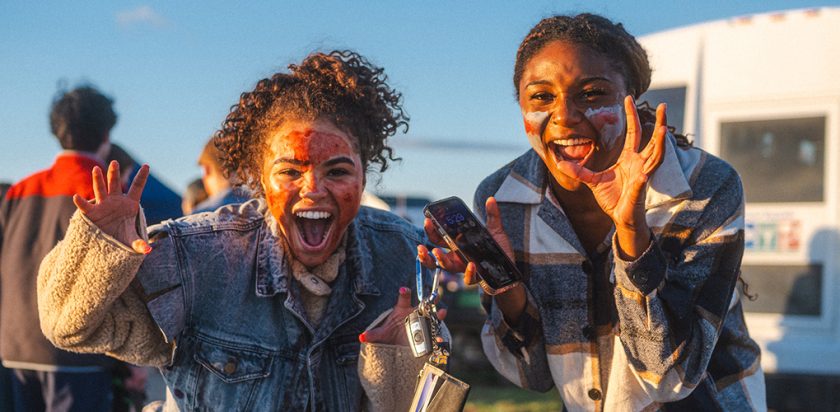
[
  {"x1": 263, "y1": 124, "x2": 364, "y2": 266},
  {"x1": 524, "y1": 118, "x2": 537, "y2": 135},
  {"x1": 591, "y1": 112, "x2": 618, "y2": 125},
  {"x1": 304, "y1": 133, "x2": 363, "y2": 227},
  {"x1": 306, "y1": 131, "x2": 353, "y2": 163},
  {"x1": 282, "y1": 130, "x2": 315, "y2": 162}
]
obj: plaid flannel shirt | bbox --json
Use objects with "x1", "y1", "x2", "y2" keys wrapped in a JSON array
[{"x1": 475, "y1": 135, "x2": 765, "y2": 411}]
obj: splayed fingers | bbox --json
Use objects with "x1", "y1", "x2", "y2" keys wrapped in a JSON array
[
  {"x1": 75, "y1": 161, "x2": 151, "y2": 253},
  {"x1": 623, "y1": 95, "x2": 643, "y2": 153},
  {"x1": 127, "y1": 164, "x2": 150, "y2": 201}
]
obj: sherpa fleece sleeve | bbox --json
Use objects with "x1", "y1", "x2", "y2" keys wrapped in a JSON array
[
  {"x1": 38, "y1": 210, "x2": 173, "y2": 367},
  {"x1": 357, "y1": 309, "x2": 428, "y2": 412}
]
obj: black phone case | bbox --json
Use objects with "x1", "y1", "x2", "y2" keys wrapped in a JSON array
[{"x1": 423, "y1": 196, "x2": 522, "y2": 291}]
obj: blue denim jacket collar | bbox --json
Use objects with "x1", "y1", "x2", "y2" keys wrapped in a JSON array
[{"x1": 255, "y1": 211, "x2": 381, "y2": 298}]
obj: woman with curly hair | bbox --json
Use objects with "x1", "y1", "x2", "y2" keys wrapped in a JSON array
[
  {"x1": 38, "y1": 50, "x2": 431, "y2": 411},
  {"x1": 424, "y1": 13, "x2": 765, "y2": 411}
]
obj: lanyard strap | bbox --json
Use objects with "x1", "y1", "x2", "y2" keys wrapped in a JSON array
[{"x1": 416, "y1": 256, "x2": 443, "y2": 304}]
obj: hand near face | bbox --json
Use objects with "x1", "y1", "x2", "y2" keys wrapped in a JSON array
[
  {"x1": 557, "y1": 97, "x2": 668, "y2": 258},
  {"x1": 73, "y1": 161, "x2": 151, "y2": 254}
]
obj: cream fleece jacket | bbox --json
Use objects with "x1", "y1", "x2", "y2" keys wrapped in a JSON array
[{"x1": 38, "y1": 211, "x2": 173, "y2": 366}]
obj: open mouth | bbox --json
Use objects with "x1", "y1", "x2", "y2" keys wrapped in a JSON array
[
  {"x1": 548, "y1": 138, "x2": 596, "y2": 165},
  {"x1": 294, "y1": 210, "x2": 334, "y2": 249}
]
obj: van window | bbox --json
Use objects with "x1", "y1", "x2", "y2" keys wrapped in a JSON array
[
  {"x1": 740, "y1": 264, "x2": 822, "y2": 316},
  {"x1": 640, "y1": 87, "x2": 686, "y2": 134},
  {"x1": 720, "y1": 117, "x2": 826, "y2": 203}
]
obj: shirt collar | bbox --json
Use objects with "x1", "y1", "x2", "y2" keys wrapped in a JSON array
[{"x1": 57, "y1": 150, "x2": 106, "y2": 166}]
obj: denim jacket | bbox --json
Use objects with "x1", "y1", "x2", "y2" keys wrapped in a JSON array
[{"x1": 132, "y1": 200, "x2": 425, "y2": 411}]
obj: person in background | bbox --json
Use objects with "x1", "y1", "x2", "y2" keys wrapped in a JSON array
[
  {"x1": 0, "y1": 85, "x2": 119, "y2": 411},
  {"x1": 0, "y1": 182, "x2": 12, "y2": 412},
  {"x1": 38, "y1": 50, "x2": 439, "y2": 411},
  {"x1": 181, "y1": 177, "x2": 208, "y2": 215},
  {"x1": 107, "y1": 143, "x2": 183, "y2": 225},
  {"x1": 192, "y1": 137, "x2": 252, "y2": 213},
  {"x1": 424, "y1": 13, "x2": 764, "y2": 411}
]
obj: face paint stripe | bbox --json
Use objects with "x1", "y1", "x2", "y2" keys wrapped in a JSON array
[
  {"x1": 523, "y1": 111, "x2": 550, "y2": 159},
  {"x1": 584, "y1": 104, "x2": 625, "y2": 151}
]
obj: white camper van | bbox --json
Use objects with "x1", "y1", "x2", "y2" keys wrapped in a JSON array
[{"x1": 638, "y1": 6, "x2": 840, "y2": 396}]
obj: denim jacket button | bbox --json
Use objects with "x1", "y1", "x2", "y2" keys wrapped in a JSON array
[{"x1": 223, "y1": 360, "x2": 237, "y2": 374}]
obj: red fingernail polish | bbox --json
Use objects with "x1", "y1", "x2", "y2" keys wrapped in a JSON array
[
  {"x1": 358, "y1": 332, "x2": 367, "y2": 343},
  {"x1": 143, "y1": 245, "x2": 152, "y2": 255},
  {"x1": 399, "y1": 287, "x2": 409, "y2": 294}
]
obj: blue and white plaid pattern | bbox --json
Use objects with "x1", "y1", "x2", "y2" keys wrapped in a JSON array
[{"x1": 476, "y1": 135, "x2": 765, "y2": 411}]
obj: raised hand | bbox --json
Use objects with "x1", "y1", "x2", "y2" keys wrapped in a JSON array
[
  {"x1": 73, "y1": 161, "x2": 151, "y2": 254},
  {"x1": 557, "y1": 96, "x2": 667, "y2": 259}
]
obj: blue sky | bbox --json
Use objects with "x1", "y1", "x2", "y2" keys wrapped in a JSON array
[{"x1": 2, "y1": 1, "x2": 838, "y2": 204}]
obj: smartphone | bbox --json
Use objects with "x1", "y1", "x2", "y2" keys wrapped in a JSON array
[{"x1": 423, "y1": 197, "x2": 521, "y2": 292}]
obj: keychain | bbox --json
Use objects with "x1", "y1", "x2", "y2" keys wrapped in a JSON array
[{"x1": 404, "y1": 256, "x2": 450, "y2": 367}]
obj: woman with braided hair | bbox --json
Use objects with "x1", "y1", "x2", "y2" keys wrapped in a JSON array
[
  {"x1": 38, "y1": 50, "x2": 433, "y2": 411},
  {"x1": 423, "y1": 13, "x2": 765, "y2": 411}
]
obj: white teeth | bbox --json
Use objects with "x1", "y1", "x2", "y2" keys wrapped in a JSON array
[
  {"x1": 552, "y1": 138, "x2": 591, "y2": 146},
  {"x1": 295, "y1": 211, "x2": 332, "y2": 219}
]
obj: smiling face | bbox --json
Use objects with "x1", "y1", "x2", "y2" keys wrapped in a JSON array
[
  {"x1": 261, "y1": 119, "x2": 365, "y2": 268},
  {"x1": 518, "y1": 40, "x2": 628, "y2": 191}
]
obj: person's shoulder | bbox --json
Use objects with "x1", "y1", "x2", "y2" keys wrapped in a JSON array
[
  {"x1": 355, "y1": 206, "x2": 416, "y2": 229},
  {"x1": 476, "y1": 149, "x2": 538, "y2": 202},
  {"x1": 675, "y1": 143, "x2": 741, "y2": 190},
  {"x1": 151, "y1": 198, "x2": 266, "y2": 236},
  {"x1": 354, "y1": 206, "x2": 425, "y2": 243},
  {"x1": 3, "y1": 167, "x2": 54, "y2": 201}
]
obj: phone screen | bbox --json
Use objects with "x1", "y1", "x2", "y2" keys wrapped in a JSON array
[{"x1": 424, "y1": 197, "x2": 521, "y2": 290}]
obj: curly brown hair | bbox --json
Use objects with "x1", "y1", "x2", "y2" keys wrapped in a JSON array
[
  {"x1": 513, "y1": 14, "x2": 651, "y2": 100},
  {"x1": 214, "y1": 50, "x2": 408, "y2": 196}
]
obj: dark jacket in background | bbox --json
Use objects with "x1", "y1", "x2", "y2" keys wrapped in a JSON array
[{"x1": 0, "y1": 152, "x2": 115, "y2": 370}]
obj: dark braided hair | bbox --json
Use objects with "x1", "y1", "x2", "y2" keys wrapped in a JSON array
[
  {"x1": 215, "y1": 50, "x2": 408, "y2": 196},
  {"x1": 513, "y1": 13, "x2": 651, "y2": 100}
]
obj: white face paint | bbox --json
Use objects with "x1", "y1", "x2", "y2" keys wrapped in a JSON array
[
  {"x1": 584, "y1": 104, "x2": 625, "y2": 150},
  {"x1": 522, "y1": 111, "x2": 550, "y2": 158}
]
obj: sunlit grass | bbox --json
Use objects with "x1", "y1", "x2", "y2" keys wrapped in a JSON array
[{"x1": 464, "y1": 385, "x2": 563, "y2": 412}]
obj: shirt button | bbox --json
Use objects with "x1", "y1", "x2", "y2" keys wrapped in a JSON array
[
  {"x1": 588, "y1": 388, "x2": 602, "y2": 401},
  {"x1": 224, "y1": 360, "x2": 237, "y2": 374},
  {"x1": 633, "y1": 272, "x2": 649, "y2": 284},
  {"x1": 581, "y1": 261, "x2": 594, "y2": 275},
  {"x1": 174, "y1": 388, "x2": 184, "y2": 398},
  {"x1": 582, "y1": 326, "x2": 594, "y2": 340}
]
